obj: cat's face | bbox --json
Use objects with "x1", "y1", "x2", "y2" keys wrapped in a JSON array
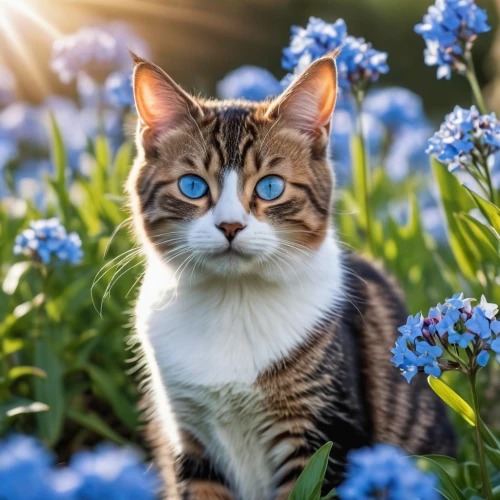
[{"x1": 127, "y1": 54, "x2": 338, "y2": 279}]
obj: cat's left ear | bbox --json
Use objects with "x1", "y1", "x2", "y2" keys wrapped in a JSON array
[
  {"x1": 266, "y1": 54, "x2": 337, "y2": 135},
  {"x1": 130, "y1": 52, "x2": 203, "y2": 136}
]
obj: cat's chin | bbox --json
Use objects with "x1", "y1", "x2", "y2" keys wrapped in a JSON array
[{"x1": 200, "y1": 248, "x2": 263, "y2": 277}]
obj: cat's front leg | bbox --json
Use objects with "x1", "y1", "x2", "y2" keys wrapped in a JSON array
[{"x1": 176, "y1": 431, "x2": 234, "y2": 500}]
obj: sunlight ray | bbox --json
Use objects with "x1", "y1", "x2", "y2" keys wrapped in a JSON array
[
  {"x1": 0, "y1": 14, "x2": 49, "y2": 95},
  {"x1": 12, "y1": 1, "x2": 62, "y2": 39},
  {"x1": 58, "y1": 0, "x2": 261, "y2": 40}
]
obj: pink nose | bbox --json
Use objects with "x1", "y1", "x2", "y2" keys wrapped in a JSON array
[{"x1": 217, "y1": 222, "x2": 246, "y2": 242}]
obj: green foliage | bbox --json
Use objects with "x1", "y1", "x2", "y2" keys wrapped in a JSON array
[{"x1": 0, "y1": 119, "x2": 141, "y2": 455}]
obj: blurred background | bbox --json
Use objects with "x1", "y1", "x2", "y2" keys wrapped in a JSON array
[
  {"x1": 1, "y1": 0, "x2": 498, "y2": 117},
  {"x1": 0, "y1": 0, "x2": 499, "y2": 470}
]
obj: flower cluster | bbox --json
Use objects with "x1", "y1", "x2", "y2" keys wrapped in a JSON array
[
  {"x1": 391, "y1": 293, "x2": 500, "y2": 383},
  {"x1": 415, "y1": 0, "x2": 490, "y2": 79},
  {"x1": 427, "y1": 105, "x2": 500, "y2": 173},
  {"x1": 281, "y1": 17, "x2": 347, "y2": 72},
  {"x1": 14, "y1": 218, "x2": 83, "y2": 266},
  {"x1": 51, "y1": 23, "x2": 150, "y2": 84},
  {"x1": 281, "y1": 17, "x2": 388, "y2": 92},
  {"x1": 51, "y1": 27, "x2": 118, "y2": 84},
  {"x1": 217, "y1": 65, "x2": 282, "y2": 101},
  {"x1": 0, "y1": 434, "x2": 158, "y2": 500},
  {"x1": 336, "y1": 36, "x2": 389, "y2": 91},
  {"x1": 337, "y1": 444, "x2": 438, "y2": 500}
]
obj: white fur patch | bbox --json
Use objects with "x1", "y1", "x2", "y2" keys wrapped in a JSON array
[{"x1": 135, "y1": 232, "x2": 344, "y2": 498}]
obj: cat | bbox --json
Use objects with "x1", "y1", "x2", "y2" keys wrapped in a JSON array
[{"x1": 126, "y1": 51, "x2": 455, "y2": 500}]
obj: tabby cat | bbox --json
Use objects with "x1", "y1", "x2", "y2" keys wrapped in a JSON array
[{"x1": 127, "y1": 52, "x2": 455, "y2": 500}]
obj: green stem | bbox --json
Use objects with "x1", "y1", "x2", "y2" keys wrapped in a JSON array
[
  {"x1": 465, "y1": 53, "x2": 488, "y2": 115},
  {"x1": 470, "y1": 372, "x2": 493, "y2": 500},
  {"x1": 354, "y1": 93, "x2": 375, "y2": 255},
  {"x1": 481, "y1": 158, "x2": 498, "y2": 206}
]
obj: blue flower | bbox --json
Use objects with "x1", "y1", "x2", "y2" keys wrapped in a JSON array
[
  {"x1": 14, "y1": 218, "x2": 83, "y2": 265},
  {"x1": 398, "y1": 313, "x2": 424, "y2": 341},
  {"x1": 0, "y1": 434, "x2": 79, "y2": 500},
  {"x1": 282, "y1": 17, "x2": 347, "y2": 71},
  {"x1": 363, "y1": 87, "x2": 426, "y2": 132},
  {"x1": 390, "y1": 337, "x2": 419, "y2": 370},
  {"x1": 477, "y1": 350, "x2": 490, "y2": 367},
  {"x1": 70, "y1": 444, "x2": 159, "y2": 500},
  {"x1": 415, "y1": 0, "x2": 490, "y2": 79},
  {"x1": 217, "y1": 66, "x2": 282, "y2": 102},
  {"x1": 105, "y1": 70, "x2": 134, "y2": 107},
  {"x1": 447, "y1": 329, "x2": 475, "y2": 348},
  {"x1": 445, "y1": 292, "x2": 473, "y2": 311},
  {"x1": 491, "y1": 320, "x2": 500, "y2": 335},
  {"x1": 337, "y1": 443, "x2": 439, "y2": 500},
  {"x1": 491, "y1": 337, "x2": 500, "y2": 354},
  {"x1": 415, "y1": 341, "x2": 443, "y2": 378},
  {"x1": 0, "y1": 435, "x2": 158, "y2": 500},
  {"x1": 336, "y1": 36, "x2": 389, "y2": 90},
  {"x1": 281, "y1": 17, "x2": 388, "y2": 92},
  {"x1": 427, "y1": 106, "x2": 500, "y2": 174},
  {"x1": 465, "y1": 307, "x2": 492, "y2": 340},
  {"x1": 0, "y1": 66, "x2": 16, "y2": 107}
]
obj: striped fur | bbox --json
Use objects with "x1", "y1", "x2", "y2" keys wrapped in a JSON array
[{"x1": 127, "y1": 54, "x2": 455, "y2": 499}]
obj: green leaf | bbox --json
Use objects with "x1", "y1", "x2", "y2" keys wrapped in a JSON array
[
  {"x1": 85, "y1": 364, "x2": 138, "y2": 431},
  {"x1": 478, "y1": 418, "x2": 500, "y2": 449},
  {"x1": 428, "y1": 376, "x2": 475, "y2": 427},
  {"x1": 432, "y1": 159, "x2": 477, "y2": 279},
  {"x1": 111, "y1": 142, "x2": 133, "y2": 195},
  {"x1": 2, "y1": 261, "x2": 31, "y2": 295},
  {"x1": 33, "y1": 340, "x2": 64, "y2": 446},
  {"x1": 288, "y1": 442, "x2": 332, "y2": 500},
  {"x1": 48, "y1": 113, "x2": 71, "y2": 225},
  {"x1": 321, "y1": 489, "x2": 337, "y2": 499},
  {"x1": 493, "y1": 484, "x2": 500, "y2": 500},
  {"x1": 8, "y1": 366, "x2": 47, "y2": 383},
  {"x1": 415, "y1": 456, "x2": 467, "y2": 500},
  {"x1": 454, "y1": 213, "x2": 499, "y2": 263},
  {"x1": 459, "y1": 462, "x2": 482, "y2": 490},
  {"x1": 66, "y1": 408, "x2": 128, "y2": 445},
  {"x1": 485, "y1": 444, "x2": 500, "y2": 470},
  {"x1": 464, "y1": 186, "x2": 500, "y2": 234}
]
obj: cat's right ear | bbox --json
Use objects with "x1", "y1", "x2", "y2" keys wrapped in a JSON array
[
  {"x1": 131, "y1": 52, "x2": 203, "y2": 138},
  {"x1": 266, "y1": 54, "x2": 338, "y2": 135}
]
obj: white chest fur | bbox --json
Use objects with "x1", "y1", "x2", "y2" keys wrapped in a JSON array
[{"x1": 135, "y1": 235, "x2": 343, "y2": 498}]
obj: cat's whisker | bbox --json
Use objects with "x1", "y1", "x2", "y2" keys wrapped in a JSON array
[
  {"x1": 92, "y1": 247, "x2": 142, "y2": 315},
  {"x1": 101, "y1": 257, "x2": 146, "y2": 315},
  {"x1": 103, "y1": 216, "x2": 134, "y2": 259}
]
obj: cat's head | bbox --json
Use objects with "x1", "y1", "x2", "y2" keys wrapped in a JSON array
[{"x1": 127, "y1": 53, "x2": 338, "y2": 279}]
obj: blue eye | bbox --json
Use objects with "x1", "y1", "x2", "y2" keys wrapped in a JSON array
[
  {"x1": 179, "y1": 175, "x2": 209, "y2": 199},
  {"x1": 255, "y1": 175, "x2": 285, "y2": 201}
]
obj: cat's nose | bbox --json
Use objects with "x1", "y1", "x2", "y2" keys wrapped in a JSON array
[{"x1": 217, "y1": 222, "x2": 246, "y2": 242}]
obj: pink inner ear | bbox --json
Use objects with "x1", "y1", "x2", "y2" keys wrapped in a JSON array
[
  {"x1": 134, "y1": 66, "x2": 192, "y2": 132},
  {"x1": 271, "y1": 60, "x2": 337, "y2": 133}
]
